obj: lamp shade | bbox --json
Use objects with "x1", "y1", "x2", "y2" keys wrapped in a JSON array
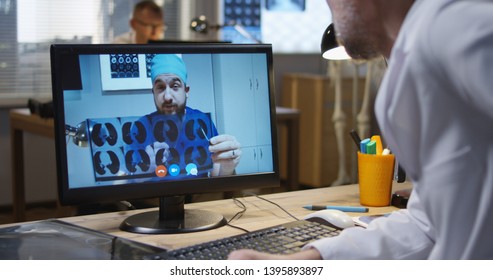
[{"x1": 321, "y1": 23, "x2": 351, "y2": 60}]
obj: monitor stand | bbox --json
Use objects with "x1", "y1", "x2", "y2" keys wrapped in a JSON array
[{"x1": 119, "y1": 196, "x2": 227, "y2": 234}]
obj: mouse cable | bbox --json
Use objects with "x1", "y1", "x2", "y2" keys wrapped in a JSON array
[
  {"x1": 244, "y1": 192, "x2": 300, "y2": 221},
  {"x1": 226, "y1": 197, "x2": 250, "y2": 233},
  {"x1": 230, "y1": 196, "x2": 247, "y2": 221}
]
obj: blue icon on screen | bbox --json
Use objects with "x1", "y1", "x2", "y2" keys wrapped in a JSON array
[
  {"x1": 168, "y1": 164, "x2": 180, "y2": 176},
  {"x1": 186, "y1": 163, "x2": 198, "y2": 176}
]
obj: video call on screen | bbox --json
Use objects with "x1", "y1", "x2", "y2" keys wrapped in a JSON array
[{"x1": 63, "y1": 52, "x2": 274, "y2": 189}]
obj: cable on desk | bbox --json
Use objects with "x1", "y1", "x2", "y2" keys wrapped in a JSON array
[
  {"x1": 227, "y1": 223, "x2": 249, "y2": 233},
  {"x1": 226, "y1": 197, "x2": 249, "y2": 233},
  {"x1": 230, "y1": 197, "x2": 247, "y2": 222},
  {"x1": 224, "y1": 192, "x2": 304, "y2": 236},
  {"x1": 244, "y1": 192, "x2": 300, "y2": 221}
]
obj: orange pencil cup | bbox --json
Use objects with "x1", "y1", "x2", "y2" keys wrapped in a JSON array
[{"x1": 357, "y1": 152, "x2": 395, "y2": 206}]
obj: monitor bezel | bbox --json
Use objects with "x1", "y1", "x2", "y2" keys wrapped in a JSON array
[{"x1": 50, "y1": 43, "x2": 280, "y2": 206}]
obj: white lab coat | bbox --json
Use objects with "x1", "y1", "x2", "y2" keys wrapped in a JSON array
[
  {"x1": 309, "y1": 0, "x2": 493, "y2": 259},
  {"x1": 113, "y1": 31, "x2": 136, "y2": 44}
]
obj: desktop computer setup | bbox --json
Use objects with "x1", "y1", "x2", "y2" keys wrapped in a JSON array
[
  {"x1": 51, "y1": 43, "x2": 280, "y2": 234},
  {"x1": 0, "y1": 43, "x2": 351, "y2": 259}
]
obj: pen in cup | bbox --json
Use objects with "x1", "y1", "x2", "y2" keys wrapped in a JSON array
[
  {"x1": 360, "y1": 138, "x2": 370, "y2": 154},
  {"x1": 349, "y1": 129, "x2": 362, "y2": 151}
]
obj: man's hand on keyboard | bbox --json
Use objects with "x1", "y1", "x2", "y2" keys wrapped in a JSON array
[{"x1": 227, "y1": 248, "x2": 322, "y2": 260}]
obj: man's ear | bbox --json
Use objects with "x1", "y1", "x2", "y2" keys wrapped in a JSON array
[{"x1": 185, "y1": 86, "x2": 190, "y2": 97}]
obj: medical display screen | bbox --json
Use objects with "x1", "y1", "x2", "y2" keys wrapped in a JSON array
[
  {"x1": 53, "y1": 45, "x2": 277, "y2": 194},
  {"x1": 51, "y1": 44, "x2": 279, "y2": 234}
]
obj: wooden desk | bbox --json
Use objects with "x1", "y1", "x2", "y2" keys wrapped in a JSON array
[
  {"x1": 8, "y1": 107, "x2": 300, "y2": 222},
  {"x1": 9, "y1": 108, "x2": 55, "y2": 222},
  {"x1": 44, "y1": 181, "x2": 410, "y2": 250}
]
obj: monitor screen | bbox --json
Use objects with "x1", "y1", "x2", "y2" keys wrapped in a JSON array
[{"x1": 50, "y1": 43, "x2": 279, "y2": 234}]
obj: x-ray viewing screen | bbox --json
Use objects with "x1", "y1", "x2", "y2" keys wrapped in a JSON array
[{"x1": 51, "y1": 44, "x2": 279, "y2": 204}]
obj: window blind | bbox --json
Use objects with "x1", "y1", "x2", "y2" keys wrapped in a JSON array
[{"x1": 0, "y1": 0, "x2": 176, "y2": 103}]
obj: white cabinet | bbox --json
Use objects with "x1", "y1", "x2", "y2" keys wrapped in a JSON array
[
  {"x1": 235, "y1": 146, "x2": 273, "y2": 175},
  {"x1": 252, "y1": 55, "x2": 272, "y2": 147},
  {"x1": 212, "y1": 53, "x2": 273, "y2": 174}
]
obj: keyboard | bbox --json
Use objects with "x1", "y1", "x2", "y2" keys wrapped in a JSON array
[{"x1": 165, "y1": 219, "x2": 341, "y2": 260}]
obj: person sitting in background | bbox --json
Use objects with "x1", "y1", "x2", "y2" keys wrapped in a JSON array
[{"x1": 113, "y1": 0, "x2": 166, "y2": 44}]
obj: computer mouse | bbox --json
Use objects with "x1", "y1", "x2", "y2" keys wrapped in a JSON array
[{"x1": 304, "y1": 209, "x2": 355, "y2": 229}]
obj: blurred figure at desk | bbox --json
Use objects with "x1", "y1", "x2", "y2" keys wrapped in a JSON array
[
  {"x1": 113, "y1": 0, "x2": 166, "y2": 44},
  {"x1": 229, "y1": 0, "x2": 493, "y2": 260}
]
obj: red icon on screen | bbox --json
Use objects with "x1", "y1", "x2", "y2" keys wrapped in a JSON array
[{"x1": 155, "y1": 165, "x2": 167, "y2": 177}]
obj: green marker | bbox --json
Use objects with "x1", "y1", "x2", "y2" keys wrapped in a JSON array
[{"x1": 366, "y1": 140, "x2": 377, "y2": 155}]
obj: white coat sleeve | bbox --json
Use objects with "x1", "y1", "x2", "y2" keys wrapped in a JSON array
[
  {"x1": 306, "y1": 187, "x2": 434, "y2": 259},
  {"x1": 428, "y1": 2, "x2": 493, "y2": 120}
]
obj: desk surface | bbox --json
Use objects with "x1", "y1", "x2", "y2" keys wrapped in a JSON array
[
  {"x1": 10, "y1": 108, "x2": 54, "y2": 138},
  {"x1": 12, "y1": 182, "x2": 413, "y2": 251}
]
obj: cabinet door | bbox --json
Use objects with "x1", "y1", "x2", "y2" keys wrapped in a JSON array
[
  {"x1": 235, "y1": 146, "x2": 259, "y2": 174},
  {"x1": 212, "y1": 53, "x2": 274, "y2": 175},
  {"x1": 236, "y1": 146, "x2": 273, "y2": 174},
  {"x1": 252, "y1": 54, "x2": 273, "y2": 147},
  {"x1": 257, "y1": 145, "x2": 273, "y2": 172},
  {"x1": 212, "y1": 54, "x2": 257, "y2": 148}
]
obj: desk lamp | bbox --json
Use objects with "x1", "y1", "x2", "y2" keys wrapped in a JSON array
[
  {"x1": 65, "y1": 122, "x2": 88, "y2": 147},
  {"x1": 321, "y1": 24, "x2": 374, "y2": 185},
  {"x1": 321, "y1": 24, "x2": 351, "y2": 60}
]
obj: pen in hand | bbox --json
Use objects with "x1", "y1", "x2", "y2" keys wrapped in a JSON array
[
  {"x1": 199, "y1": 127, "x2": 210, "y2": 143},
  {"x1": 303, "y1": 205, "x2": 369, "y2": 213}
]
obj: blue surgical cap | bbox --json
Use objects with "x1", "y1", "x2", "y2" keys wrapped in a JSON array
[{"x1": 150, "y1": 54, "x2": 188, "y2": 84}]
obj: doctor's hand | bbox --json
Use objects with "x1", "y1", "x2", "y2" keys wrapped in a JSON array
[
  {"x1": 209, "y1": 134, "x2": 241, "y2": 176},
  {"x1": 228, "y1": 248, "x2": 322, "y2": 260}
]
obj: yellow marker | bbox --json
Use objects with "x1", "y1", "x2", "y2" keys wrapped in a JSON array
[{"x1": 371, "y1": 135, "x2": 383, "y2": 155}]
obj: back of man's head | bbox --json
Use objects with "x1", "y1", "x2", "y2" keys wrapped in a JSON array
[{"x1": 133, "y1": 0, "x2": 163, "y2": 19}]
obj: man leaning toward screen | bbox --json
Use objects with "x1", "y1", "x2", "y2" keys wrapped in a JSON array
[{"x1": 229, "y1": 0, "x2": 493, "y2": 260}]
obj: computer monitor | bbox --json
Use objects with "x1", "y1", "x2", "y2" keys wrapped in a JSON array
[
  {"x1": 147, "y1": 39, "x2": 231, "y2": 44},
  {"x1": 50, "y1": 43, "x2": 280, "y2": 234}
]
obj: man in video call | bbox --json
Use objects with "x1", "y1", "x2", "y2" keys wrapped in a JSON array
[{"x1": 127, "y1": 54, "x2": 241, "y2": 179}]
